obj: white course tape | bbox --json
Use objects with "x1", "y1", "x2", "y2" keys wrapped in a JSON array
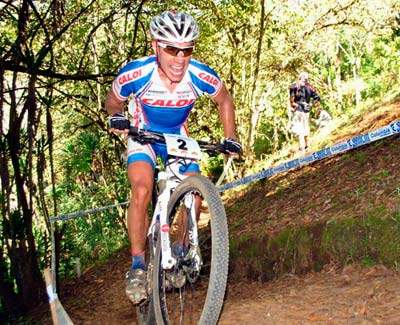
[{"x1": 46, "y1": 284, "x2": 58, "y2": 303}]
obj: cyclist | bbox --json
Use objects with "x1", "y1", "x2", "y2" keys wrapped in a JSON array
[
  {"x1": 289, "y1": 71, "x2": 320, "y2": 152},
  {"x1": 105, "y1": 10, "x2": 241, "y2": 304}
]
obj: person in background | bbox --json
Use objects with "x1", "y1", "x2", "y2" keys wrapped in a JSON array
[
  {"x1": 289, "y1": 72, "x2": 320, "y2": 152},
  {"x1": 105, "y1": 10, "x2": 241, "y2": 304}
]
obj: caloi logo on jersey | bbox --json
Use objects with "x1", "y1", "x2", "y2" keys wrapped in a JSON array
[
  {"x1": 118, "y1": 69, "x2": 142, "y2": 85},
  {"x1": 142, "y1": 98, "x2": 195, "y2": 107},
  {"x1": 198, "y1": 72, "x2": 219, "y2": 86}
]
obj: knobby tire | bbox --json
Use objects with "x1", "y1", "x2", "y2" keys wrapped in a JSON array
[{"x1": 153, "y1": 175, "x2": 229, "y2": 325}]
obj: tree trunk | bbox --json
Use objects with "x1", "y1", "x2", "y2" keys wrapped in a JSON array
[{"x1": 4, "y1": 75, "x2": 45, "y2": 315}]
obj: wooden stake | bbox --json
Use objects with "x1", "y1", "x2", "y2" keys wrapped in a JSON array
[{"x1": 43, "y1": 268, "x2": 74, "y2": 325}]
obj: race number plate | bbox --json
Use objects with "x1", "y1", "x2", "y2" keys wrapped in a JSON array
[{"x1": 164, "y1": 134, "x2": 202, "y2": 160}]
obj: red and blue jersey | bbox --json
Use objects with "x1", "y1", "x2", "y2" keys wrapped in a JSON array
[{"x1": 112, "y1": 55, "x2": 222, "y2": 133}]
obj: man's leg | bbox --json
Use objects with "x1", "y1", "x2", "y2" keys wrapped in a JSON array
[
  {"x1": 298, "y1": 134, "x2": 306, "y2": 151},
  {"x1": 125, "y1": 161, "x2": 154, "y2": 304},
  {"x1": 298, "y1": 111, "x2": 309, "y2": 152},
  {"x1": 127, "y1": 161, "x2": 153, "y2": 260},
  {"x1": 304, "y1": 112, "x2": 310, "y2": 150}
]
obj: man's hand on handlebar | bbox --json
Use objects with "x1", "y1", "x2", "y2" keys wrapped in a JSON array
[
  {"x1": 222, "y1": 138, "x2": 242, "y2": 156},
  {"x1": 108, "y1": 112, "x2": 130, "y2": 136}
]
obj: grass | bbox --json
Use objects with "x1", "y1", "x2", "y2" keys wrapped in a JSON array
[
  {"x1": 229, "y1": 210, "x2": 400, "y2": 282},
  {"x1": 372, "y1": 169, "x2": 390, "y2": 182},
  {"x1": 353, "y1": 185, "x2": 366, "y2": 198},
  {"x1": 354, "y1": 151, "x2": 367, "y2": 163}
]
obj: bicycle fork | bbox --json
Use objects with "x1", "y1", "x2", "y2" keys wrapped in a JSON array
[
  {"x1": 183, "y1": 193, "x2": 202, "y2": 280},
  {"x1": 149, "y1": 181, "x2": 176, "y2": 270},
  {"x1": 149, "y1": 187, "x2": 201, "y2": 273}
]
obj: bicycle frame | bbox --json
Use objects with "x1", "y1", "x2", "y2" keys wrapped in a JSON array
[
  {"x1": 117, "y1": 126, "x2": 231, "y2": 273},
  {"x1": 148, "y1": 160, "x2": 198, "y2": 270}
]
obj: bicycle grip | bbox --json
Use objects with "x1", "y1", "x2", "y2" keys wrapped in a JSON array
[
  {"x1": 109, "y1": 118, "x2": 130, "y2": 130},
  {"x1": 128, "y1": 126, "x2": 139, "y2": 136}
]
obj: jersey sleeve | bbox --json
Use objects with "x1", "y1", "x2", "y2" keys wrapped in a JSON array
[
  {"x1": 310, "y1": 88, "x2": 320, "y2": 102},
  {"x1": 289, "y1": 84, "x2": 297, "y2": 98},
  {"x1": 112, "y1": 56, "x2": 156, "y2": 101},
  {"x1": 188, "y1": 59, "x2": 223, "y2": 97}
]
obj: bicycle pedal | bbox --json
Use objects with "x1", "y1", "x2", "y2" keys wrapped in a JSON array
[
  {"x1": 164, "y1": 277, "x2": 172, "y2": 291},
  {"x1": 166, "y1": 270, "x2": 186, "y2": 288}
]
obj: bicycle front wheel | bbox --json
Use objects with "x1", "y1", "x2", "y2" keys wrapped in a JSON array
[{"x1": 153, "y1": 175, "x2": 229, "y2": 325}]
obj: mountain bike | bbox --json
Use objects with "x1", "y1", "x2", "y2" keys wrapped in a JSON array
[{"x1": 123, "y1": 127, "x2": 230, "y2": 325}]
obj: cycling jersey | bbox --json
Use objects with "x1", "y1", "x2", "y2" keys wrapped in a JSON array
[
  {"x1": 112, "y1": 55, "x2": 222, "y2": 170},
  {"x1": 112, "y1": 55, "x2": 222, "y2": 133}
]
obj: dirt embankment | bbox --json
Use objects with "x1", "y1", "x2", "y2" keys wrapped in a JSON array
[{"x1": 225, "y1": 101, "x2": 400, "y2": 282}]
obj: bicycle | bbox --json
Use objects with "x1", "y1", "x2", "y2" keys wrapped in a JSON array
[{"x1": 119, "y1": 126, "x2": 230, "y2": 325}]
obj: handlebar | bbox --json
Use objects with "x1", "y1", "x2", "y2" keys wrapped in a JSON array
[
  {"x1": 129, "y1": 127, "x2": 229, "y2": 156},
  {"x1": 117, "y1": 125, "x2": 229, "y2": 156}
]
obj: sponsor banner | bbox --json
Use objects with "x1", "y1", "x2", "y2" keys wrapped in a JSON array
[
  {"x1": 260, "y1": 168, "x2": 274, "y2": 179},
  {"x1": 272, "y1": 164, "x2": 287, "y2": 174},
  {"x1": 369, "y1": 126, "x2": 392, "y2": 141},
  {"x1": 347, "y1": 134, "x2": 371, "y2": 148},
  {"x1": 331, "y1": 141, "x2": 349, "y2": 154},
  {"x1": 313, "y1": 148, "x2": 332, "y2": 160},
  {"x1": 298, "y1": 154, "x2": 315, "y2": 166},
  {"x1": 390, "y1": 120, "x2": 400, "y2": 132},
  {"x1": 219, "y1": 120, "x2": 400, "y2": 192},
  {"x1": 285, "y1": 159, "x2": 300, "y2": 170}
]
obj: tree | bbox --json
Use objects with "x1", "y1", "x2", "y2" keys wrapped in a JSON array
[{"x1": 0, "y1": 0, "x2": 147, "y2": 317}]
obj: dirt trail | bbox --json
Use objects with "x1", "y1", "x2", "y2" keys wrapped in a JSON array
[
  {"x1": 33, "y1": 256, "x2": 400, "y2": 324},
  {"x1": 220, "y1": 265, "x2": 400, "y2": 324}
]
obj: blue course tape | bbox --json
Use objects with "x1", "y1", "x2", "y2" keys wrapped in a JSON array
[
  {"x1": 50, "y1": 201, "x2": 129, "y2": 223},
  {"x1": 218, "y1": 120, "x2": 400, "y2": 192}
]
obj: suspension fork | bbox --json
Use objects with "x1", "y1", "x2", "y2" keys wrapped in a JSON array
[
  {"x1": 148, "y1": 177, "x2": 178, "y2": 270},
  {"x1": 184, "y1": 193, "x2": 199, "y2": 248}
]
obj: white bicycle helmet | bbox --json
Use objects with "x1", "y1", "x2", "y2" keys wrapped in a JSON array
[{"x1": 150, "y1": 11, "x2": 199, "y2": 43}]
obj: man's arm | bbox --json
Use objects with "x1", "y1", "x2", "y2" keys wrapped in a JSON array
[
  {"x1": 289, "y1": 85, "x2": 298, "y2": 111},
  {"x1": 289, "y1": 96, "x2": 298, "y2": 111},
  {"x1": 105, "y1": 88, "x2": 129, "y2": 133},
  {"x1": 105, "y1": 89, "x2": 125, "y2": 115},
  {"x1": 212, "y1": 83, "x2": 237, "y2": 140},
  {"x1": 309, "y1": 87, "x2": 321, "y2": 116}
]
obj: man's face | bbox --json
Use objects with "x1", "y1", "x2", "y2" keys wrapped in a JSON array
[
  {"x1": 152, "y1": 40, "x2": 194, "y2": 83},
  {"x1": 298, "y1": 73, "x2": 308, "y2": 86},
  {"x1": 299, "y1": 77, "x2": 307, "y2": 86}
]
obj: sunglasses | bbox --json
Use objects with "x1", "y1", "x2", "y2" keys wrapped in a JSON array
[{"x1": 158, "y1": 42, "x2": 194, "y2": 57}]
